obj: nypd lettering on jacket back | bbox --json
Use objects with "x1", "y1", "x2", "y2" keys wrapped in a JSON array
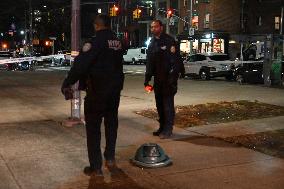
[{"x1": 108, "y1": 40, "x2": 122, "y2": 50}]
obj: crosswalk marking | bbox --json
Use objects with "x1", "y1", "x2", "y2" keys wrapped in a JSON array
[{"x1": 35, "y1": 66, "x2": 145, "y2": 75}]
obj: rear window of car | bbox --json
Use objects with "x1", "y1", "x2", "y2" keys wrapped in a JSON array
[
  {"x1": 141, "y1": 49, "x2": 146, "y2": 54},
  {"x1": 242, "y1": 63, "x2": 263, "y2": 70},
  {"x1": 209, "y1": 55, "x2": 229, "y2": 61},
  {"x1": 188, "y1": 54, "x2": 206, "y2": 62}
]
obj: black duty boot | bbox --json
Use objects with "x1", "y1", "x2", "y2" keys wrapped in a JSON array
[
  {"x1": 83, "y1": 166, "x2": 103, "y2": 177},
  {"x1": 105, "y1": 160, "x2": 119, "y2": 173},
  {"x1": 159, "y1": 132, "x2": 173, "y2": 139},
  {"x1": 153, "y1": 128, "x2": 162, "y2": 136}
]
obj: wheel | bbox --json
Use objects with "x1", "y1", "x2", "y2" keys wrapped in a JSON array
[
  {"x1": 199, "y1": 70, "x2": 209, "y2": 80},
  {"x1": 132, "y1": 58, "x2": 136, "y2": 65},
  {"x1": 236, "y1": 74, "x2": 244, "y2": 85},
  {"x1": 225, "y1": 74, "x2": 233, "y2": 81}
]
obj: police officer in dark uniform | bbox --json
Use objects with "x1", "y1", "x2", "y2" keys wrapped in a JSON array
[
  {"x1": 144, "y1": 20, "x2": 185, "y2": 139},
  {"x1": 61, "y1": 15, "x2": 124, "y2": 176}
]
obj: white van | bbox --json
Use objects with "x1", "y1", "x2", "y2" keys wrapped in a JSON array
[{"x1": 123, "y1": 47, "x2": 147, "y2": 64}]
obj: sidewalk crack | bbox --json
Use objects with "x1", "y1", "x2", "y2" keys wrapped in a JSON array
[
  {"x1": 158, "y1": 157, "x2": 275, "y2": 177},
  {"x1": 0, "y1": 153, "x2": 23, "y2": 189}
]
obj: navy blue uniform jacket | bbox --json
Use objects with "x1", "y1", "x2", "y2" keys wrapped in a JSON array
[
  {"x1": 62, "y1": 29, "x2": 124, "y2": 94},
  {"x1": 145, "y1": 33, "x2": 185, "y2": 95}
]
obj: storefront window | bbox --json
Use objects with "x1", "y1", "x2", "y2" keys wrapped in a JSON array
[
  {"x1": 213, "y1": 39, "x2": 224, "y2": 53},
  {"x1": 179, "y1": 34, "x2": 225, "y2": 55},
  {"x1": 275, "y1": 16, "x2": 280, "y2": 30}
]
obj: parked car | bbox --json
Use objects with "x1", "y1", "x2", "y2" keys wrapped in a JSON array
[
  {"x1": 233, "y1": 61, "x2": 284, "y2": 85},
  {"x1": 16, "y1": 54, "x2": 37, "y2": 71},
  {"x1": 183, "y1": 53, "x2": 235, "y2": 80},
  {"x1": 0, "y1": 51, "x2": 13, "y2": 70},
  {"x1": 233, "y1": 62, "x2": 264, "y2": 84},
  {"x1": 123, "y1": 47, "x2": 147, "y2": 64},
  {"x1": 0, "y1": 52, "x2": 36, "y2": 71}
]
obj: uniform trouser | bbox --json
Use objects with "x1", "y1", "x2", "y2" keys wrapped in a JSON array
[
  {"x1": 154, "y1": 91, "x2": 175, "y2": 134},
  {"x1": 84, "y1": 90, "x2": 121, "y2": 170}
]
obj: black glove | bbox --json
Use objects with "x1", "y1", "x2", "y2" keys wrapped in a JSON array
[{"x1": 61, "y1": 87, "x2": 74, "y2": 100}]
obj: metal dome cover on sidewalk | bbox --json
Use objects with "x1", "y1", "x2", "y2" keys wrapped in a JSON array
[{"x1": 131, "y1": 143, "x2": 172, "y2": 168}]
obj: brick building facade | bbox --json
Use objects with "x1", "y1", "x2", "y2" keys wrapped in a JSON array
[
  {"x1": 245, "y1": 0, "x2": 283, "y2": 35},
  {"x1": 176, "y1": 0, "x2": 283, "y2": 58}
]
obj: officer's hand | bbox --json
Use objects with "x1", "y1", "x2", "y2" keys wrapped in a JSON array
[
  {"x1": 144, "y1": 84, "x2": 153, "y2": 93},
  {"x1": 61, "y1": 87, "x2": 74, "y2": 100}
]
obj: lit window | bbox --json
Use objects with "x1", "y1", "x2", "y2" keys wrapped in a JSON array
[
  {"x1": 204, "y1": 13, "x2": 210, "y2": 28},
  {"x1": 275, "y1": 16, "x2": 280, "y2": 30},
  {"x1": 192, "y1": 16, "x2": 199, "y2": 30},
  {"x1": 257, "y1": 16, "x2": 262, "y2": 26}
]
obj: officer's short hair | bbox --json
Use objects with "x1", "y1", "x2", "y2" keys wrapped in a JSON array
[
  {"x1": 94, "y1": 14, "x2": 111, "y2": 28},
  {"x1": 152, "y1": 20, "x2": 163, "y2": 27}
]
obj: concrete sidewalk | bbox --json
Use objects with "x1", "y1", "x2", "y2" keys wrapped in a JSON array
[
  {"x1": 1, "y1": 72, "x2": 284, "y2": 189},
  {"x1": 1, "y1": 107, "x2": 284, "y2": 189}
]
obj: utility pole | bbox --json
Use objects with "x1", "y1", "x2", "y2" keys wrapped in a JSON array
[
  {"x1": 280, "y1": 6, "x2": 283, "y2": 35},
  {"x1": 124, "y1": 0, "x2": 128, "y2": 27},
  {"x1": 29, "y1": 0, "x2": 33, "y2": 55},
  {"x1": 24, "y1": 10, "x2": 28, "y2": 50},
  {"x1": 64, "y1": 0, "x2": 83, "y2": 126},
  {"x1": 189, "y1": 0, "x2": 193, "y2": 55},
  {"x1": 240, "y1": 0, "x2": 245, "y2": 61},
  {"x1": 166, "y1": 0, "x2": 170, "y2": 34}
]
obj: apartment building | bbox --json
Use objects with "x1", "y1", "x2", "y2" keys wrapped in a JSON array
[{"x1": 177, "y1": 0, "x2": 283, "y2": 58}]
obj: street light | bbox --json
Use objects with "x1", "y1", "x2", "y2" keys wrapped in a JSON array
[{"x1": 2, "y1": 43, "x2": 7, "y2": 49}]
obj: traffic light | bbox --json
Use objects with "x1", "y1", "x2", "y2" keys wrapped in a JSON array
[
  {"x1": 109, "y1": 5, "x2": 119, "y2": 17},
  {"x1": 45, "y1": 41, "x2": 51, "y2": 46},
  {"x1": 138, "y1": 9, "x2": 142, "y2": 18},
  {"x1": 133, "y1": 8, "x2": 142, "y2": 19},
  {"x1": 109, "y1": 7, "x2": 113, "y2": 16},
  {"x1": 167, "y1": 9, "x2": 173, "y2": 18},
  {"x1": 114, "y1": 5, "x2": 119, "y2": 13},
  {"x1": 133, "y1": 9, "x2": 137, "y2": 19},
  {"x1": 2, "y1": 43, "x2": 7, "y2": 49}
]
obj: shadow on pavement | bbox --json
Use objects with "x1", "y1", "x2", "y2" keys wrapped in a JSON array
[
  {"x1": 88, "y1": 168, "x2": 146, "y2": 189},
  {"x1": 58, "y1": 168, "x2": 147, "y2": 189},
  {"x1": 174, "y1": 135, "x2": 240, "y2": 148}
]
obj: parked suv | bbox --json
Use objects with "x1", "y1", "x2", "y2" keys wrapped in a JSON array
[{"x1": 183, "y1": 53, "x2": 235, "y2": 80}]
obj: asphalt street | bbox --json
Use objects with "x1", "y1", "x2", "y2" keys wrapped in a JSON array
[{"x1": 34, "y1": 65, "x2": 146, "y2": 75}]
